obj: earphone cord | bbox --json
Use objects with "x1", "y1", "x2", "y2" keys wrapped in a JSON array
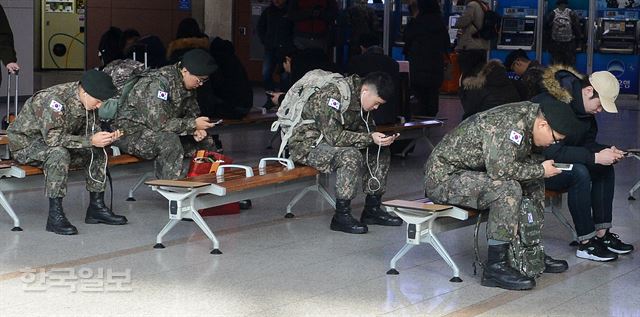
[
  {"x1": 360, "y1": 107, "x2": 381, "y2": 193},
  {"x1": 86, "y1": 109, "x2": 107, "y2": 185}
]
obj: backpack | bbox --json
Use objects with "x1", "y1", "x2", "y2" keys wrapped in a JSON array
[
  {"x1": 98, "y1": 59, "x2": 146, "y2": 120},
  {"x1": 472, "y1": 0, "x2": 500, "y2": 40},
  {"x1": 507, "y1": 196, "x2": 546, "y2": 278},
  {"x1": 270, "y1": 69, "x2": 352, "y2": 158},
  {"x1": 551, "y1": 8, "x2": 574, "y2": 42}
]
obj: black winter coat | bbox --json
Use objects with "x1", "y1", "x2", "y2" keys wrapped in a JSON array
[
  {"x1": 402, "y1": 13, "x2": 450, "y2": 89},
  {"x1": 257, "y1": 4, "x2": 294, "y2": 53},
  {"x1": 460, "y1": 60, "x2": 520, "y2": 119},
  {"x1": 532, "y1": 65, "x2": 606, "y2": 165}
]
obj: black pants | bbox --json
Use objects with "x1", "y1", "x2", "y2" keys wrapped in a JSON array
[
  {"x1": 545, "y1": 163, "x2": 615, "y2": 241},
  {"x1": 549, "y1": 40, "x2": 577, "y2": 67}
]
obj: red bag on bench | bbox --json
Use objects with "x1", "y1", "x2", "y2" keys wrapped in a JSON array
[{"x1": 187, "y1": 151, "x2": 240, "y2": 216}]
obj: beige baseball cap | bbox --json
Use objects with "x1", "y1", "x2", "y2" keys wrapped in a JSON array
[{"x1": 589, "y1": 71, "x2": 620, "y2": 113}]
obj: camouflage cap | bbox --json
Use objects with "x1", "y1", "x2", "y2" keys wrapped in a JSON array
[
  {"x1": 181, "y1": 48, "x2": 218, "y2": 76},
  {"x1": 80, "y1": 69, "x2": 117, "y2": 101},
  {"x1": 539, "y1": 100, "x2": 583, "y2": 138}
]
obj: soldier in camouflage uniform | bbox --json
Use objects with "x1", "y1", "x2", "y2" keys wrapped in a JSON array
[
  {"x1": 288, "y1": 72, "x2": 403, "y2": 234},
  {"x1": 113, "y1": 49, "x2": 218, "y2": 180},
  {"x1": 8, "y1": 70, "x2": 128, "y2": 235},
  {"x1": 424, "y1": 101, "x2": 582, "y2": 290}
]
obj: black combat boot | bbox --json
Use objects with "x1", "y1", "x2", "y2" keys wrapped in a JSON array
[
  {"x1": 360, "y1": 194, "x2": 403, "y2": 226},
  {"x1": 330, "y1": 199, "x2": 368, "y2": 234},
  {"x1": 543, "y1": 254, "x2": 569, "y2": 273},
  {"x1": 85, "y1": 192, "x2": 128, "y2": 225},
  {"x1": 481, "y1": 243, "x2": 536, "y2": 290},
  {"x1": 46, "y1": 197, "x2": 78, "y2": 235}
]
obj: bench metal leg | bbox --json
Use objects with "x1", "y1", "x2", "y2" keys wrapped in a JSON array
[
  {"x1": 127, "y1": 171, "x2": 153, "y2": 201},
  {"x1": 154, "y1": 219, "x2": 180, "y2": 249},
  {"x1": 190, "y1": 208, "x2": 222, "y2": 254},
  {"x1": 0, "y1": 190, "x2": 21, "y2": 231},
  {"x1": 424, "y1": 229, "x2": 461, "y2": 282},
  {"x1": 628, "y1": 179, "x2": 640, "y2": 200},
  {"x1": 285, "y1": 175, "x2": 335, "y2": 218},
  {"x1": 386, "y1": 243, "x2": 415, "y2": 275}
]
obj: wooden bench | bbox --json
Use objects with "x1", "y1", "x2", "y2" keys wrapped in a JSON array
[
  {"x1": 376, "y1": 119, "x2": 444, "y2": 157},
  {"x1": 145, "y1": 157, "x2": 333, "y2": 254},
  {"x1": 383, "y1": 190, "x2": 578, "y2": 282},
  {"x1": 0, "y1": 142, "x2": 147, "y2": 231}
]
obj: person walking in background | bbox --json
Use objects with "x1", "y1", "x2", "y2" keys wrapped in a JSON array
[
  {"x1": 344, "y1": 0, "x2": 379, "y2": 59},
  {"x1": 403, "y1": 0, "x2": 450, "y2": 117},
  {"x1": 0, "y1": 4, "x2": 19, "y2": 84},
  {"x1": 258, "y1": 0, "x2": 294, "y2": 100},
  {"x1": 288, "y1": 0, "x2": 338, "y2": 50},
  {"x1": 545, "y1": 0, "x2": 581, "y2": 66},
  {"x1": 454, "y1": 0, "x2": 491, "y2": 78}
]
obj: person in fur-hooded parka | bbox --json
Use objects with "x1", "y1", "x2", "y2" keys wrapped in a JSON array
[
  {"x1": 459, "y1": 59, "x2": 520, "y2": 120},
  {"x1": 531, "y1": 65, "x2": 633, "y2": 261}
]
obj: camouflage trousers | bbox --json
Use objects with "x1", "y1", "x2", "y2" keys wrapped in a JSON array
[
  {"x1": 425, "y1": 171, "x2": 544, "y2": 243},
  {"x1": 299, "y1": 143, "x2": 390, "y2": 200},
  {"x1": 12, "y1": 141, "x2": 107, "y2": 198},
  {"x1": 114, "y1": 129, "x2": 215, "y2": 180}
]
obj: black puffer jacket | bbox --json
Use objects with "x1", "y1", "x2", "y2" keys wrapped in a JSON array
[
  {"x1": 257, "y1": 3, "x2": 294, "y2": 53},
  {"x1": 197, "y1": 37, "x2": 253, "y2": 119},
  {"x1": 402, "y1": 12, "x2": 450, "y2": 89},
  {"x1": 460, "y1": 60, "x2": 521, "y2": 119},
  {"x1": 531, "y1": 65, "x2": 606, "y2": 165}
]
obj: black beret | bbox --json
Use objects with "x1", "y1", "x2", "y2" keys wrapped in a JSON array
[
  {"x1": 80, "y1": 69, "x2": 117, "y2": 101},
  {"x1": 539, "y1": 100, "x2": 584, "y2": 139},
  {"x1": 181, "y1": 48, "x2": 218, "y2": 76}
]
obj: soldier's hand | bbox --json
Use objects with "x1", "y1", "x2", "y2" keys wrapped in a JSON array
[
  {"x1": 372, "y1": 132, "x2": 396, "y2": 147},
  {"x1": 195, "y1": 116, "x2": 215, "y2": 130},
  {"x1": 542, "y1": 160, "x2": 561, "y2": 178},
  {"x1": 91, "y1": 132, "x2": 114, "y2": 148},
  {"x1": 595, "y1": 148, "x2": 624, "y2": 165},
  {"x1": 193, "y1": 129, "x2": 207, "y2": 142}
]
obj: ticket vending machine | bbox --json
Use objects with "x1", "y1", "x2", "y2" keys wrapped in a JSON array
[
  {"x1": 41, "y1": 0, "x2": 86, "y2": 69},
  {"x1": 592, "y1": 8, "x2": 640, "y2": 95},
  {"x1": 596, "y1": 18, "x2": 639, "y2": 54},
  {"x1": 497, "y1": 15, "x2": 538, "y2": 50}
]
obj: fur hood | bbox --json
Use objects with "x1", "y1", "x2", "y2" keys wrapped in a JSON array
[
  {"x1": 462, "y1": 60, "x2": 505, "y2": 90},
  {"x1": 540, "y1": 64, "x2": 584, "y2": 104},
  {"x1": 166, "y1": 37, "x2": 210, "y2": 59}
]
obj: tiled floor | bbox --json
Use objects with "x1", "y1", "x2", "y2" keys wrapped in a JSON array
[{"x1": 0, "y1": 82, "x2": 639, "y2": 316}]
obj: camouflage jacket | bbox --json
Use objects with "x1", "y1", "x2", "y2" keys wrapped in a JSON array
[
  {"x1": 424, "y1": 101, "x2": 546, "y2": 186},
  {"x1": 114, "y1": 64, "x2": 199, "y2": 135},
  {"x1": 8, "y1": 82, "x2": 97, "y2": 152},
  {"x1": 288, "y1": 75, "x2": 374, "y2": 161}
]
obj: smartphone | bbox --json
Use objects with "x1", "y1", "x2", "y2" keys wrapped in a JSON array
[
  {"x1": 212, "y1": 119, "x2": 223, "y2": 125},
  {"x1": 553, "y1": 163, "x2": 573, "y2": 171},
  {"x1": 265, "y1": 91, "x2": 274, "y2": 97},
  {"x1": 386, "y1": 133, "x2": 400, "y2": 138}
]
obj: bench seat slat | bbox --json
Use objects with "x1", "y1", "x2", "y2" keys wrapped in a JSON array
[{"x1": 189, "y1": 166, "x2": 319, "y2": 193}]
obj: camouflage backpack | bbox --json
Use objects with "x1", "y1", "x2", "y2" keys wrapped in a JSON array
[
  {"x1": 270, "y1": 69, "x2": 352, "y2": 158},
  {"x1": 98, "y1": 59, "x2": 146, "y2": 120},
  {"x1": 508, "y1": 196, "x2": 546, "y2": 278},
  {"x1": 551, "y1": 8, "x2": 574, "y2": 42}
]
